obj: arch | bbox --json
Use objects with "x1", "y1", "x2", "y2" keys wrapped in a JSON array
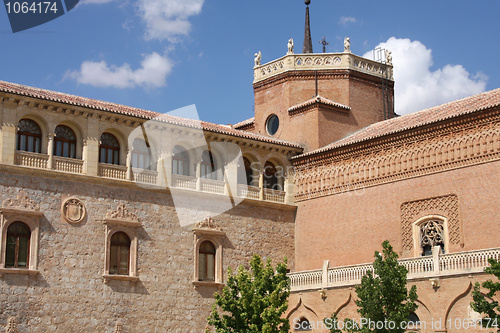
[
  {"x1": 5, "y1": 222, "x2": 31, "y2": 268},
  {"x1": 99, "y1": 128, "x2": 127, "y2": 165},
  {"x1": 444, "y1": 282, "x2": 474, "y2": 332},
  {"x1": 99, "y1": 132, "x2": 121, "y2": 165},
  {"x1": 198, "y1": 240, "x2": 216, "y2": 281},
  {"x1": 239, "y1": 155, "x2": 258, "y2": 186},
  {"x1": 286, "y1": 298, "x2": 320, "y2": 331},
  {"x1": 109, "y1": 231, "x2": 131, "y2": 275},
  {"x1": 53, "y1": 124, "x2": 77, "y2": 158},
  {"x1": 263, "y1": 160, "x2": 284, "y2": 190},
  {"x1": 131, "y1": 137, "x2": 156, "y2": 170},
  {"x1": 16, "y1": 118, "x2": 43, "y2": 153},
  {"x1": 54, "y1": 120, "x2": 84, "y2": 159},
  {"x1": 172, "y1": 144, "x2": 191, "y2": 176},
  {"x1": 200, "y1": 150, "x2": 222, "y2": 180},
  {"x1": 412, "y1": 215, "x2": 449, "y2": 257}
]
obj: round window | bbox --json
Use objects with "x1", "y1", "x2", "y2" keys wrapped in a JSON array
[{"x1": 266, "y1": 114, "x2": 279, "y2": 136}]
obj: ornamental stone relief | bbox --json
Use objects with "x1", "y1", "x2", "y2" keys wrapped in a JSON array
[
  {"x1": 61, "y1": 197, "x2": 86, "y2": 224},
  {"x1": 2, "y1": 191, "x2": 39, "y2": 211},
  {"x1": 401, "y1": 194, "x2": 460, "y2": 251},
  {"x1": 106, "y1": 203, "x2": 139, "y2": 222}
]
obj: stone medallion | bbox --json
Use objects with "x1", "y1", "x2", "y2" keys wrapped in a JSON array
[{"x1": 62, "y1": 197, "x2": 86, "y2": 224}]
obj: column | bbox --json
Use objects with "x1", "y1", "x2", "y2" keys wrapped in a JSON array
[{"x1": 47, "y1": 133, "x2": 54, "y2": 169}]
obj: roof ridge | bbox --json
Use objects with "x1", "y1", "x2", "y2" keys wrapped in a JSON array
[
  {"x1": 295, "y1": 88, "x2": 500, "y2": 158},
  {"x1": 0, "y1": 80, "x2": 302, "y2": 149}
]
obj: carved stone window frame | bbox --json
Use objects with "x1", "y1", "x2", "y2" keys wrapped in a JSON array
[
  {"x1": 102, "y1": 205, "x2": 140, "y2": 283},
  {"x1": 0, "y1": 207, "x2": 42, "y2": 277},
  {"x1": 412, "y1": 215, "x2": 449, "y2": 257},
  {"x1": 192, "y1": 219, "x2": 225, "y2": 288}
]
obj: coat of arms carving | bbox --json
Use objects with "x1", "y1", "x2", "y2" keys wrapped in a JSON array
[{"x1": 62, "y1": 198, "x2": 86, "y2": 224}]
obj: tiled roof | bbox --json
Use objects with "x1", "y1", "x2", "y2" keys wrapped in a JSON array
[
  {"x1": 288, "y1": 95, "x2": 351, "y2": 113},
  {"x1": 0, "y1": 80, "x2": 302, "y2": 149},
  {"x1": 296, "y1": 88, "x2": 500, "y2": 158},
  {"x1": 232, "y1": 117, "x2": 255, "y2": 129}
]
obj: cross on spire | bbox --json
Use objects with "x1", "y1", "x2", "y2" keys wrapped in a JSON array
[{"x1": 319, "y1": 36, "x2": 329, "y2": 53}]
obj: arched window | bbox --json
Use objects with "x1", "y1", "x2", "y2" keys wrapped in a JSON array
[
  {"x1": 109, "y1": 232, "x2": 130, "y2": 275},
  {"x1": 5, "y1": 222, "x2": 31, "y2": 268},
  {"x1": 406, "y1": 312, "x2": 421, "y2": 330},
  {"x1": 17, "y1": 119, "x2": 42, "y2": 153},
  {"x1": 238, "y1": 157, "x2": 254, "y2": 186},
  {"x1": 420, "y1": 219, "x2": 445, "y2": 256},
  {"x1": 201, "y1": 150, "x2": 218, "y2": 180},
  {"x1": 172, "y1": 145, "x2": 190, "y2": 176},
  {"x1": 54, "y1": 125, "x2": 77, "y2": 158},
  {"x1": 295, "y1": 317, "x2": 312, "y2": 331},
  {"x1": 99, "y1": 133, "x2": 120, "y2": 165},
  {"x1": 132, "y1": 138, "x2": 153, "y2": 170},
  {"x1": 263, "y1": 161, "x2": 281, "y2": 190},
  {"x1": 198, "y1": 241, "x2": 216, "y2": 281}
]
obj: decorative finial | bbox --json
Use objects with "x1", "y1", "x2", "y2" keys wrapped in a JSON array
[
  {"x1": 385, "y1": 49, "x2": 393, "y2": 65},
  {"x1": 287, "y1": 38, "x2": 294, "y2": 54},
  {"x1": 319, "y1": 36, "x2": 329, "y2": 53},
  {"x1": 254, "y1": 51, "x2": 262, "y2": 67},
  {"x1": 344, "y1": 36, "x2": 351, "y2": 53},
  {"x1": 303, "y1": 0, "x2": 313, "y2": 53}
]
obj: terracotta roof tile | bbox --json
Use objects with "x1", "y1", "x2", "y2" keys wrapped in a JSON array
[
  {"x1": 287, "y1": 95, "x2": 351, "y2": 113},
  {"x1": 296, "y1": 88, "x2": 500, "y2": 158},
  {"x1": 0, "y1": 80, "x2": 302, "y2": 149},
  {"x1": 232, "y1": 117, "x2": 255, "y2": 129}
]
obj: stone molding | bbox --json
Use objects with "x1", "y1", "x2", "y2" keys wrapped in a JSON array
[
  {"x1": 253, "y1": 52, "x2": 393, "y2": 84},
  {"x1": 294, "y1": 113, "x2": 500, "y2": 201}
]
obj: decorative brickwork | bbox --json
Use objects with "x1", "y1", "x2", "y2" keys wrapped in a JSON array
[
  {"x1": 294, "y1": 114, "x2": 500, "y2": 201},
  {"x1": 401, "y1": 195, "x2": 460, "y2": 251}
]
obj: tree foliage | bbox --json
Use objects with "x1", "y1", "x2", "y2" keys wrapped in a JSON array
[
  {"x1": 329, "y1": 240, "x2": 418, "y2": 333},
  {"x1": 471, "y1": 258, "x2": 500, "y2": 332},
  {"x1": 207, "y1": 255, "x2": 290, "y2": 333}
]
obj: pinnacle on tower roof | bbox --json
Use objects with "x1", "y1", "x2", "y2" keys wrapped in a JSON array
[{"x1": 303, "y1": 0, "x2": 313, "y2": 53}]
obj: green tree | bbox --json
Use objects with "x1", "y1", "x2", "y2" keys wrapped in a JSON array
[
  {"x1": 471, "y1": 258, "x2": 500, "y2": 332},
  {"x1": 207, "y1": 255, "x2": 290, "y2": 333},
  {"x1": 329, "y1": 240, "x2": 418, "y2": 333}
]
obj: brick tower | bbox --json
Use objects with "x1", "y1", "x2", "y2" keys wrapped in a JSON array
[{"x1": 238, "y1": 1, "x2": 395, "y2": 152}]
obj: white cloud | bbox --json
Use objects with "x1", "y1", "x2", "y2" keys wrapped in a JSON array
[
  {"x1": 364, "y1": 37, "x2": 488, "y2": 115},
  {"x1": 66, "y1": 52, "x2": 173, "y2": 89},
  {"x1": 339, "y1": 16, "x2": 356, "y2": 25},
  {"x1": 137, "y1": 0, "x2": 204, "y2": 42}
]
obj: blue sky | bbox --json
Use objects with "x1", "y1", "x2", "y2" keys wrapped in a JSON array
[{"x1": 1, "y1": 0, "x2": 499, "y2": 125}]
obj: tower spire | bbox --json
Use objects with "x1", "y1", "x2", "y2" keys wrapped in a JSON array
[{"x1": 303, "y1": 0, "x2": 313, "y2": 53}]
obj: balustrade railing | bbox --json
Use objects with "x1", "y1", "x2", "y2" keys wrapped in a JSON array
[
  {"x1": 254, "y1": 53, "x2": 393, "y2": 83},
  {"x1": 132, "y1": 168, "x2": 158, "y2": 185},
  {"x1": 98, "y1": 163, "x2": 127, "y2": 180},
  {"x1": 15, "y1": 151, "x2": 48, "y2": 169},
  {"x1": 288, "y1": 247, "x2": 500, "y2": 291},
  {"x1": 200, "y1": 178, "x2": 226, "y2": 194},
  {"x1": 53, "y1": 156, "x2": 83, "y2": 174},
  {"x1": 263, "y1": 188, "x2": 286, "y2": 203},
  {"x1": 238, "y1": 184, "x2": 260, "y2": 200},
  {"x1": 171, "y1": 174, "x2": 197, "y2": 190},
  {"x1": 10, "y1": 153, "x2": 290, "y2": 204}
]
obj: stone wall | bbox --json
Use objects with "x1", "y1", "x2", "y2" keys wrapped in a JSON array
[{"x1": 0, "y1": 167, "x2": 295, "y2": 332}]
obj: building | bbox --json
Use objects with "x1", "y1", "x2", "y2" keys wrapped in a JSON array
[{"x1": 1, "y1": 4, "x2": 499, "y2": 332}]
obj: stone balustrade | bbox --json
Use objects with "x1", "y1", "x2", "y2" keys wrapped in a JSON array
[
  {"x1": 288, "y1": 247, "x2": 500, "y2": 291},
  {"x1": 12, "y1": 151, "x2": 289, "y2": 204},
  {"x1": 253, "y1": 53, "x2": 393, "y2": 83}
]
